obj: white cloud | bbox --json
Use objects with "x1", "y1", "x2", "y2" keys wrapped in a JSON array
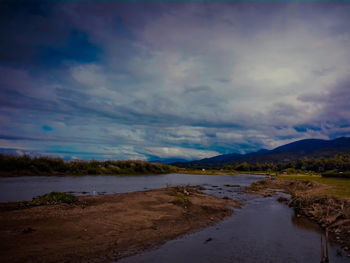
[{"x1": 145, "y1": 147, "x2": 218, "y2": 160}]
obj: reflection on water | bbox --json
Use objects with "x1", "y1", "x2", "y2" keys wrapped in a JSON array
[{"x1": 292, "y1": 214, "x2": 322, "y2": 233}]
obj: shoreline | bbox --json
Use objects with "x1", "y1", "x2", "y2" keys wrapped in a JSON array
[
  {"x1": 246, "y1": 177, "x2": 350, "y2": 255},
  {"x1": 0, "y1": 171, "x2": 173, "y2": 178},
  {"x1": 0, "y1": 186, "x2": 240, "y2": 263}
]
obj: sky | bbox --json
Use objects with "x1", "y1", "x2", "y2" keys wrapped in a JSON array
[{"x1": 1, "y1": 1, "x2": 350, "y2": 161}]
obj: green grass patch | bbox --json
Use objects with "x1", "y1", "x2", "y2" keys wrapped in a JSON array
[
  {"x1": 173, "y1": 192, "x2": 191, "y2": 207},
  {"x1": 277, "y1": 175, "x2": 350, "y2": 198},
  {"x1": 247, "y1": 180, "x2": 268, "y2": 191},
  {"x1": 168, "y1": 184, "x2": 192, "y2": 207},
  {"x1": 23, "y1": 192, "x2": 78, "y2": 206}
]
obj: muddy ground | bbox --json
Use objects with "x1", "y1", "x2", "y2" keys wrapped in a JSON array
[{"x1": 0, "y1": 186, "x2": 240, "y2": 263}]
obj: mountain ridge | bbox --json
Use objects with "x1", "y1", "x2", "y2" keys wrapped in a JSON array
[{"x1": 172, "y1": 137, "x2": 350, "y2": 168}]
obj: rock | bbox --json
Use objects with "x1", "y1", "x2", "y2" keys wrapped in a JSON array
[
  {"x1": 22, "y1": 227, "x2": 35, "y2": 234},
  {"x1": 336, "y1": 249, "x2": 343, "y2": 256},
  {"x1": 204, "y1": 237, "x2": 213, "y2": 243}
]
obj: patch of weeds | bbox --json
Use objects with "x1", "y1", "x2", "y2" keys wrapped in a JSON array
[
  {"x1": 22, "y1": 192, "x2": 78, "y2": 206},
  {"x1": 248, "y1": 180, "x2": 268, "y2": 191},
  {"x1": 173, "y1": 192, "x2": 191, "y2": 207},
  {"x1": 170, "y1": 185, "x2": 193, "y2": 207},
  {"x1": 171, "y1": 184, "x2": 192, "y2": 196}
]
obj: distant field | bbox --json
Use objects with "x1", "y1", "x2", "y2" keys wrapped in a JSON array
[{"x1": 277, "y1": 175, "x2": 350, "y2": 198}]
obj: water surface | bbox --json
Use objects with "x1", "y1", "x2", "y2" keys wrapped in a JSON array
[
  {"x1": 0, "y1": 173, "x2": 347, "y2": 262},
  {"x1": 119, "y1": 191, "x2": 348, "y2": 263},
  {"x1": 0, "y1": 173, "x2": 261, "y2": 202}
]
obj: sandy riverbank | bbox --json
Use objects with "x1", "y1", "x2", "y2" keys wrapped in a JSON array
[{"x1": 0, "y1": 186, "x2": 239, "y2": 263}]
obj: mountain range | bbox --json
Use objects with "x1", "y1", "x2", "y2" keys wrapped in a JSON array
[{"x1": 172, "y1": 137, "x2": 350, "y2": 168}]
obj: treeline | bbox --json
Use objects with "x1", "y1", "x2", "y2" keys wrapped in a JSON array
[
  {"x1": 0, "y1": 154, "x2": 178, "y2": 176},
  {"x1": 223, "y1": 154, "x2": 350, "y2": 178}
]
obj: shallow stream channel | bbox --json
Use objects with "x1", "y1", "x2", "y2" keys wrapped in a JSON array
[{"x1": 0, "y1": 173, "x2": 348, "y2": 262}]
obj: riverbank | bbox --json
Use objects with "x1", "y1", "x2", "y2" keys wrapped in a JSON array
[
  {"x1": 0, "y1": 154, "x2": 178, "y2": 177},
  {"x1": 0, "y1": 186, "x2": 240, "y2": 263},
  {"x1": 246, "y1": 177, "x2": 350, "y2": 255}
]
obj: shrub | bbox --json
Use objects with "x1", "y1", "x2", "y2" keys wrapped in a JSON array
[
  {"x1": 173, "y1": 192, "x2": 191, "y2": 207},
  {"x1": 0, "y1": 154, "x2": 178, "y2": 176},
  {"x1": 26, "y1": 192, "x2": 78, "y2": 206},
  {"x1": 171, "y1": 185, "x2": 192, "y2": 207},
  {"x1": 284, "y1": 167, "x2": 296, "y2": 175},
  {"x1": 322, "y1": 171, "x2": 350, "y2": 178},
  {"x1": 248, "y1": 180, "x2": 268, "y2": 191}
]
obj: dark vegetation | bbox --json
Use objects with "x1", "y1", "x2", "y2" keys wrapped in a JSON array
[
  {"x1": 222, "y1": 154, "x2": 350, "y2": 174},
  {"x1": 173, "y1": 137, "x2": 350, "y2": 171},
  {"x1": 322, "y1": 170, "x2": 350, "y2": 179},
  {"x1": 248, "y1": 180, "x2": 268, "y2": 191},
  {"x1": 170, "y1": 185, "x2": 192, "y2": 207},
  {"x1": 22, "y1": 192, "x2": 78, "y2": 206},
  {"x1": 0, "y1": 154, "x2": 178, "y2": 176},
  {"x1": 177, "y1": 154, "x2": 350, "y2": 179}
]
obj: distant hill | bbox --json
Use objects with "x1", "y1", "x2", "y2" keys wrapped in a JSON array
[
  {"x1": 149, "y1": 158, "x2": 189, "y2": 164},
  {"x1": 172, "y1": 137, "x2": 350, "y2": 168}
]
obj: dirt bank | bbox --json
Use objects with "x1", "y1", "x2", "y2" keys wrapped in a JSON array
[
  {"x1": 246, "y1": 178, "x2": 350, "y2": 254},
  {"x1": 0, "y1": 186, "x2": 240, "y2": 263}
]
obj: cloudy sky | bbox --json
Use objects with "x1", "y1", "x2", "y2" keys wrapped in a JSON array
[{"x1": 1, "y1": 1, "x2": 350, "y2": 161}]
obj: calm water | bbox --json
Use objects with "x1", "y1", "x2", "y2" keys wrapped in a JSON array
[
  {"x1": 119, "y1": 193, "x2": 348, "y2": 263},
  {"x1": 0, "y1": 173, "x2": 262, "y2": 202},
  {"x1": 0, "y1": 173, "x2": 348, "y2": 262}
]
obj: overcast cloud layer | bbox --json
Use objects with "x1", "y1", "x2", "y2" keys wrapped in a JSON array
[{"x1": 1, "y1": 1, "x2": 350, "y2": 161}]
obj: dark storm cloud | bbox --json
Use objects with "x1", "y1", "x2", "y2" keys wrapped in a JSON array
[{"x1": 0, "y1": 1, "x2": 101, "y2": 67}]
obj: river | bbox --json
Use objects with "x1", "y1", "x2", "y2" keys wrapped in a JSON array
[{"x1": 0, "y1": 173, "x2": 348, "y2": 262}]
